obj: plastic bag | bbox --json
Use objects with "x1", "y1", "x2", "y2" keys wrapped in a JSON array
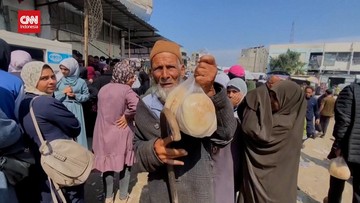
[
  {"x1": 328, "y1": 156, "x2": 351, "y2": 180},
  {"x1": 165, "y1": 75, "x2": 217, "y2": 138}
]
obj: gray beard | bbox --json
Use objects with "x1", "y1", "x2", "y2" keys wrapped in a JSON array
[{"x1": 154, "y1": 83, "x2": 177, "y2": 103}]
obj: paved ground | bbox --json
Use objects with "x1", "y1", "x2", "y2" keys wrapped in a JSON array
[
  {"x1": 84, "y1": 169, "x2": 147, "y2": 203},
  {"x1": 85, "y1": 118, "x2": 353, "y2": 203},
  {"x1": 296, "y1": 118, "x2": 352, "y2": 203}
]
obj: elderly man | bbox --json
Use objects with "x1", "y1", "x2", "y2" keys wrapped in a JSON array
[{"x1": 134, "y1": 40, "x2": 236, "y2": 203}]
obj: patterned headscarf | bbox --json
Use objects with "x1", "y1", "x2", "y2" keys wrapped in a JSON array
[
  {"x1": 111, "y1": 59, "x2": 135, "y2": 84},
  {"x1": 21, "y1": 61, "x2": 53, "y2": 96},
  {"x1": 58, "y1": 57, "x2": 79, "y2": 86}
]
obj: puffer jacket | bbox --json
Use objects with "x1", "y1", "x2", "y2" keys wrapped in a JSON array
[{"x1": 333, "y1": 83, "x2": 360, "y2": 164}]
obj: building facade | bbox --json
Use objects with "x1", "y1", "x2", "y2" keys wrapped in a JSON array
[
  {"x1": 0, "y1": 0, "x2": 161, "y2": 59},
  {"x1": 238, "y1": 46, "x2": 268, "y2": 73},
  {"x1": 268, "y1": 42, "x2": 360, "y2": 74}
]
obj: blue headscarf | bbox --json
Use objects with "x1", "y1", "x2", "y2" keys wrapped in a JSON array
[{"x1": 59, "y1": 57, "x2": 79, "y2": 86}]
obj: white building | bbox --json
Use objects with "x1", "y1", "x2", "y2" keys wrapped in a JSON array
[{"x1": 268, "y1": 42, "x2": 360, "y2": 74}]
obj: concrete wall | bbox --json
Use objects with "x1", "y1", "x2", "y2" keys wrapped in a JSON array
[
  {"x1": 0, "y1": 0, "x2": 35, "y2": 31},
  {"x1": 239, "y1": 47, "x2": 268, "y2": 73},
  {"x1": 52, "y1": 29, "x2": 121, "y2": 58}
]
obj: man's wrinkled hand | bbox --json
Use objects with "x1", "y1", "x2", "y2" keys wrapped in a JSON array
[
  {"x1": 194, "y1": 55, "x2": 217, "y2": 96},
  {"x1": 154, "y1": 136, "x2": 188, "y2": 166}
]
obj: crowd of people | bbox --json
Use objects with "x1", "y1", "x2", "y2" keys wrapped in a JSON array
[{"x1": 1, "y1": 37, "x2": 359, "y2": 203}]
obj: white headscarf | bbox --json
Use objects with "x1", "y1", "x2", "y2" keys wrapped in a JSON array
[
  {"x1": 58, "y1": 57, "x2": 79, "y2": 86},
  {"x1": 21, "y1": 61, "x2": 53, "y2": 96},
  {"x1": 8, "y1": 50, "x2": 32, "y2": 72},
  {"x1": 227, "y1": 78, "x2": 248, "y2": 97}
]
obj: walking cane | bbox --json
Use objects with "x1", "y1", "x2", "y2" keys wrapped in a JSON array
[{"x1": 160, "y1": 107, "x2": 181, "y2": 203}]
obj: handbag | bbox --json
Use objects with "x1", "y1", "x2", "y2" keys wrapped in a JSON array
[
  {"x1": 0, "y1": 139, "x2": 35, "y2": 185},
  {"x1": 29, "y1": 98, "x2": 94, "y2": 203},
  {"x1": 0, "y1": 149, "x2": 34, "y2": 185}
]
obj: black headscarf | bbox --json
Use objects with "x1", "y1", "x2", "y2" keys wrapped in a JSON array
[{"x1": 0, "y1": 38, "x2": 11, "y2": 71}]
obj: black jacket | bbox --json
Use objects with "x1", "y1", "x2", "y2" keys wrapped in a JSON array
[{"x1": 333, "y1": 83, "x2": 360, "y2": 164}]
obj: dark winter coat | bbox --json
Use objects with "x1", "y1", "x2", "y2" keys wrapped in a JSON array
[{"x1": 333, "y1": 83, "x2": 360, "y2": 164}]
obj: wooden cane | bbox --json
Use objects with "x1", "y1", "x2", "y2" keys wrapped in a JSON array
[{"x1": 160, "y1": 107, "x2": 181, "y2": 203}]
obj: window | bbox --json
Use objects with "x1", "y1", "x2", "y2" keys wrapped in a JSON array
[
  {"x1": 336, "y1": 52, "x2": 350, "y2": 62},
  {"x1": 324, "y1": 52, "x2": 336, "y2": 66},
  {"x1": 308, "y1": 53, "x2": 322, "y2": 69},
  {"x1": 353, "y1": 52, "x2": 360, "y2": 65}
]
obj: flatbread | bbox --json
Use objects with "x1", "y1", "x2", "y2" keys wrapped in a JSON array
[{"x1": 179, "y1": 93, "x2": 216, "y2": 137}]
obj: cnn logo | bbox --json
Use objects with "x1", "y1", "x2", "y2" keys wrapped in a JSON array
[
  {"x1": 19, "y1": 15, "x2": 38, "y2": 25},
  {"x1": 18, "y1": 10, "x2": 41, "y2": 33}
]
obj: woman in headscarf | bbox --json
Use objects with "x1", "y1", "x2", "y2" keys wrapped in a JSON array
[
  {"x1": 0, "y1": 38, "x2": 24, "y2": 121},
  {"x1": 213, "y1": 77, "x2": 248, "y2": 203},
  {"x1": 18, "y1": 61, "x2": 84, "y2": 203},
  {"x1": 92, "y1": 59, "x2": 139, "y2": 203},
  {"x1": 8, "y1": 50, "x2": 32, "y2": 77},
  {"x1": 237, "y1": 80, "x2": 306, "y2": 203},
  {"x1": 227, "y1": 78, "x2": 248, "y2": 118},
  {"x1": 54, "y1": 57, "x2": 90, "y2": 149},
  {"x1": 0, "y1": 38, "x2": 24, "y2": 203}
]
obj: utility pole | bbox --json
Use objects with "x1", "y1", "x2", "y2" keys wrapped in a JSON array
[
  {"x1": 348, "y1": 42, "x2": 354, "y2": 75},
  {"x1": 290, "y1": 21, "x2": 295, "y2": 43},
  {"x1": 320, "y1": 43, "x2": 326, "y2": 74},
  {"x1": 254, "y1": 48, "x2": 257, "y2": 72},
  {"x1": 84, "y1": 1, "x2": 89, "y2": 67}
]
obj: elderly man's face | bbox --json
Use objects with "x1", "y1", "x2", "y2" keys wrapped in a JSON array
[{"x1": 151, "y1": 52, "x2": 185, "y2": 101}]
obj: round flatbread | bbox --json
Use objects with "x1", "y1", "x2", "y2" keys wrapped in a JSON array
[{"x1": 179, "y1": 93, "x2": 217, "y2": 137}]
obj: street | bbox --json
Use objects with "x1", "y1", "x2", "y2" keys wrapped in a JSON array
[{"x1": 84, "y1": 118, "x2": 352, "y2": 203}]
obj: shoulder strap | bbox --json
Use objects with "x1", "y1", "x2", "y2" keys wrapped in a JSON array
[
  {"x1": 29, "y1": 97, "x2": 47, "y2": 145},
  {"x1": 31, "y1": 99, "x2": 67, "y2": 203},
  {"x1": 49, "y1": 178, "x2": 67, "y2": 203}
]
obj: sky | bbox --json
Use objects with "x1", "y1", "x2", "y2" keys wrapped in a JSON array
[{"x1": 148, "y1": 0, "x2": 360, "y2": 67}]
